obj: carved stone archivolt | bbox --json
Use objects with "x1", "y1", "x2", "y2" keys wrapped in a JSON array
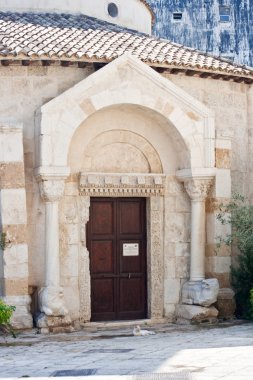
[{"x1": 79, "y1": 173, "x2": 165, "y2": 197}]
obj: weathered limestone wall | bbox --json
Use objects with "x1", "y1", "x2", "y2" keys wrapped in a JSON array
[
  {"x1": 248, "y1": 86, "x2": 253, "y2": 203},
  {"x1": 163, "y1": 72, "x2": 249, "y2": 290},
  {"x1": 0, "y1": 120, "x2": 33, "y2": 328},
  {"x1": 0, "y1": 64, "x2": 94, "y2": 299},
  {"x1": 163, "y1": 177, "x2": 190, "y2": 319}
]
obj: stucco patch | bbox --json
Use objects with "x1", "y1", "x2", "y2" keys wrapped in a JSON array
[
  {"x1": 79, "y1": 98, "x2": 96, "y2": 115},
  {"x1": 3, "y1": 278, "x2": 28, "y2": 296},
  {"x1": 187, "y1": 111, "x2": 200, "y2": 121},
  {"x1": 215, "y1": 148, "x2": 231, "y2": 169},
  {"x1": 0, "y1": 162, "x2": 25, "y2": 189}
]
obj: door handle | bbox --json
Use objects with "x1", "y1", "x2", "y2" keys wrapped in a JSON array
[{"x1": 128, "y1": 273, "x2": 131, "y2": 279}]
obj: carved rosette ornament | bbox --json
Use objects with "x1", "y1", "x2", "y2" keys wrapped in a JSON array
[{"x1": 184, "y1": 178, "x2": 213, "y2": 201}]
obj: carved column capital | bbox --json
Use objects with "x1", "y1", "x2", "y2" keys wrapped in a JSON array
[
  {"x1": 35, "y1": 166, "x2": 70, "y2": 202},
  {"x1": 184, "y1": 178, "x2": 213, "y2": 201},
  {"x1": 176, "y1": 169, "x2": 215, "y2": 201},
  {"x1": 39, "y1": 179, "x2": 65, "y2": 202}
]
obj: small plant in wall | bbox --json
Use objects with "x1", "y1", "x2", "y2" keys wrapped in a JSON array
[
  {"x1": 0, "y1": 232, "x2": 11, "y2": 251},
  {"x1": 0, "y1": 299, "x2": 16, "y2": 337},
  {"x1": 217, "y1": 193, "x2": 253, "y2": 318}
]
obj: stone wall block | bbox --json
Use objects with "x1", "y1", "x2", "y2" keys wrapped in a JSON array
[
  {"x1": 214, "y1": 169, "x2": 231, "y2": 198},
  {"x1": 3, "y1": 244, "x2": 28, "y2": 267},
  {"x1": 176, "y1": 304, "x2": 218, "y2": 323},
  {"x1": 0, "y1": 189, "x2": 27, "y2": 225},
  {"x1": 2, "y1": 295, "x2": 33, "y2": 329},
  {"x1": 66, "y1": 224, "x2": 79, "y2": 245},
  {"x1": 205, "y1": 256, "x2": 231, "y2": 274},
  {"x1": 165, "y1": 213, "x2": 187, "y2": 243},
  {"x1": 164, "y1": 279, "x2": 180, "y2": 304},
  {"x1": 61, "y1": 245, "x2": 79, "y2": 278},
  {"x1": 0, "y1": 129, "x2": 23, "y2": 163},
  {"x1": 0, "y1": 162, "x2": 25, "y2": 188},
  {"x1": 164, "y1": 258, "x2": 176, "y2": 279},
  {"x1": 215, "y1": 148, "x2": 231, "y2": 169},
  {"x1": 176, "y1": 192, "x2": 191, "y2": 212},
  {"x1": 175, "y1": 243, "x2": 190, "y2": 257},
  {"x1": 4, "y1": 279, "x2": 29, "y2": 296},
  {"x1": 175, "y1": 256, "x2": 190, "y2": 279},
  {"x1": 164, "y1": 303, "x2": 176, "y2": 321},
  {"x1": 215, "y1": 288, "x2": 235, "y2": 319}
]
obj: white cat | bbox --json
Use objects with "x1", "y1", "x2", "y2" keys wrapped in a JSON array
[{"x1": 133, "y1": 325, "x2": 156, "y2": 336}]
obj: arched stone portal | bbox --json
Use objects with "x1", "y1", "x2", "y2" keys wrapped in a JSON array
[{"x1": 35, "y1": 54, "x2": 216, "y2": 328}]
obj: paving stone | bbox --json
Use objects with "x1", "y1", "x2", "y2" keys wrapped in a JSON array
[
  {"x1": 51, "y1": 369, "x2": 97, "y2": 376},
  {"x1": 0, "y1": 323, "x2": 253, "y2": 380}
]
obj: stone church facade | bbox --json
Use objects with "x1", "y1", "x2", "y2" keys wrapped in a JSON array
[{"x1": 0, "y1": 0, "x2": 253, "y2": 331}]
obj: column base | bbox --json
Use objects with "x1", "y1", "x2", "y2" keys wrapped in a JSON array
[
  {"x1": 2, "y1": 295, "x2": 33, "y2": 329},
  {"x1": 38, "y1": 286, "x2": 68, "y2": 316},
  {"x1": 176, "y1": 304, "x2": 218, "y2": 325},
  {"x1": 215, "y1": 288, "x2": 236, "y2": 319},
  {"x1": 35, "y1": 313, "x2": 74, "y2": 333},
  {"x1": 182, "y1": 278, "x2": 219, "y2": 307}
]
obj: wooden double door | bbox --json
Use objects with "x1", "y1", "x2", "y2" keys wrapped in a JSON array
[{"x1": 87, "y1": 197, "x2": 147, "y2": 321}]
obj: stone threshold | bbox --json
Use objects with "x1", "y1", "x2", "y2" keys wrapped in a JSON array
[{"x1": 82, "y1": 318, "x2": 168, "y2": 329}]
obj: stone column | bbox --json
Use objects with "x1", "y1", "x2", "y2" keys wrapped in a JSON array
[
  {"x1": 38, "y1": 179, "x2": 68, "y2": 317},
  {"x1": 184, "y1": 178, "x2": 213, "y2": 281},
  {"x1": 175, "y1": 170, "x2": 219, "y2": 323},
  {"x1": 35, "y1": 167, "x2": 72, "y2": 332}
]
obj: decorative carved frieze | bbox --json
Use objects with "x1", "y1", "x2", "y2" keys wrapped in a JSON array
[
  {"x1": 79, "y1": 247, "x2": 91, "y2": 323},
  {"x1": 79, "y1": 173, "x2": 165, "y2": 197},
  {"x1": 78, "y1": 196, "x2": 90, "y2": 225},
  {"x1": 148, "y1": 197, "x2": 164, "y2": 319}
]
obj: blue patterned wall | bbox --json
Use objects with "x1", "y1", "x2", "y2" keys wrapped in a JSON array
[{"x1": 148, "y1": 0, "x2": 253, "y2": 67}]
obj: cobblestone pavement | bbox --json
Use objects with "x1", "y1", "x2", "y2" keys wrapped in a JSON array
[{"x1": 0, "y1": 322, "x2": 253, "y2": 380}]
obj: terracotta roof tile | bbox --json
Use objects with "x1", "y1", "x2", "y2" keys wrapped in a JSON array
[{"x1": 0, "y1": 11, "x2": 252, "y2": 80}]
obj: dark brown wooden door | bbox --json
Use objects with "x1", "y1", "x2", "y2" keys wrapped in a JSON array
[{"x1": 87, "y1": 197, "x2": 147, "y2": 321}]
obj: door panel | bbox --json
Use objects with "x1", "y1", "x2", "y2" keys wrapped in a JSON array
[
  {"x1": 91, "y1": 201, "x2": 114, "y2": 235},
  {"x1": 119, "y1": 201, "x2": 142, "y2": 234},
  {"x1": 90, "y1": 240, "x2": 114, "y2": 274},
  {"x1": 87, "y1": 197, "x2": 146, "y2": 321},
  {"x1": 91, "y1": 278, "x2": 115, "y2": 320}
]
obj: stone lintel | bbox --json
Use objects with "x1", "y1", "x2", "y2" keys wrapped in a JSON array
[{"x1": 79, "y1": 173, "x2": 166, "y2": 197}]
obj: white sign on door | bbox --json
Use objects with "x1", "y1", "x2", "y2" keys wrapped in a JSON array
[{"x1": 123, "y1": 243, "x2": 139, "y2": 256}]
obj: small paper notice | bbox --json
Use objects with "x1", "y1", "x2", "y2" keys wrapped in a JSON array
[{"x1": 123, "y1": 243, "x2": 139, "y2": 256}]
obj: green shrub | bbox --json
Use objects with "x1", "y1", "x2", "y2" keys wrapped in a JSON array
[
  {"x1": 0, "y1": 299, "x2": 16, "y2": 337},
  {"x1": 217, "y1": 194, "x2": 253, "y2": 318}
]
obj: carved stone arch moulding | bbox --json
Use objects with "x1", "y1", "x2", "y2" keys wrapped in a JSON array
[{"x1": 38, "y1": 54, "x2": 215, "y2": 172}]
